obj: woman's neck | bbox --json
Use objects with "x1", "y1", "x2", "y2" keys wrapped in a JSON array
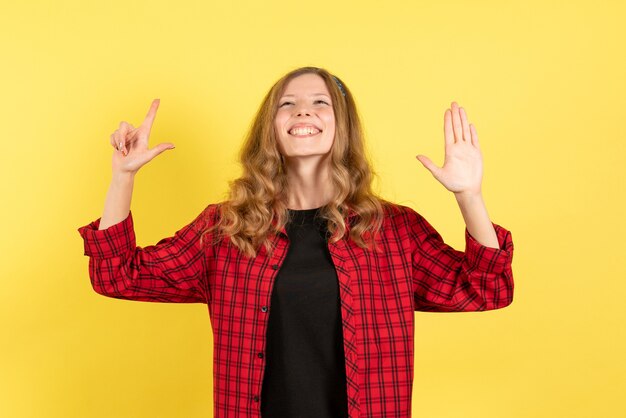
[{"x1": 283, "y1": 156, "x2": 334, "y2": 210}]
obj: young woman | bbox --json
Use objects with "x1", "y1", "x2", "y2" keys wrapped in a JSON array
[{"x1": 78, "y1": 66, "x2": 514, "y2": 418}]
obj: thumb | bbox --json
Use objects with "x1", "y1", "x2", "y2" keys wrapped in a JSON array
[
  {"x1": 415, "y1": 154, "x2": 441, "y2": 178},
  {"x1": 149, "y1": 142, "x2": 176, "y2": 160}
]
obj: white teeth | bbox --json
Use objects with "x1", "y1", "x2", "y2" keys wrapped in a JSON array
[{"x1": 289, "y1": 127, "x2": 320, "y2": 136}]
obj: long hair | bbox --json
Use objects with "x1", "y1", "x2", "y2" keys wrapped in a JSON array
[{"x1": 200, "y1": 66, "x2": 391, "y2": 258}]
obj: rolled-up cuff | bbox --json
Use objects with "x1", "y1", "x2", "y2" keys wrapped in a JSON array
[
  {"x1": 464, "y1": 222, "x2": 513, "y2": 274},
  {"x1": 77, "y1": 211, "x2": 136, "y2": 258}
]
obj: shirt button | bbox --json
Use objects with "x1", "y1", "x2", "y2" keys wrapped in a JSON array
[
  {"x1": 257, "y1": 352, "x2": 264, "y2": 358},
  {"x1": 261, "y1": 306, "x2": 268, "y2": 312},
  {"x1": 252, "y1": 395, "x2": 259, "y2": 402},
  {"x1": 272, "y1": 264, "x2": 279, "y2": 270}
]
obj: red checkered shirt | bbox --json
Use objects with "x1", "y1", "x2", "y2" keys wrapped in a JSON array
[{"x1": 77, "y1": 202, "x2": 514, "y2": 418}]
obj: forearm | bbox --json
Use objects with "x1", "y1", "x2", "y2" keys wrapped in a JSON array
[
  {"x1": 454, "y1": 192, "x2": 499, "y2": 249},
  {"x1": 99, "y1": 172, "x2": 135, "y2": 230}
]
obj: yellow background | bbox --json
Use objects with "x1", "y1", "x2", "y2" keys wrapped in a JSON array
[{"x1": 1, "y1": 0, "x2": 624, "y2": 417}]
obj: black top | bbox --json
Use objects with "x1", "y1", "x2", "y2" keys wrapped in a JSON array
[{"x1": 260, "y1": 207, "x2": 349, "y2": 418}]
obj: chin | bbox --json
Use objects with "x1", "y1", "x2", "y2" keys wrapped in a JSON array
[{"x1": 283, "y1": 150, "x2": 332, "y2": 159}]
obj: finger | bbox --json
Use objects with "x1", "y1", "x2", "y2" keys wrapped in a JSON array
[
  {"x1": 451, "y1": 102, "x2": 463, "y2": 142},
  {"x1": 470, "y1": 123, "x2": 480, "y2": 148},
  {"x1": 111, "y1": 131, "x2": 123, "y2": 152},
  {"x1": 117, "y1": 124, "x2": 140, "y2": 156},
  {"x1": 416, "y1": 154, "x2": 441, "y2": 179},
  {"x1": 459, "y1": 107, "x2": 471, "y2": 142},
  {"x1": 124, "y1": 123, "x2": 138, "y2": 138},
  {"x1": 444, "y1": 109, "x2": 454, "y2": 146},
  {"x1": 111, "y1": 123, "x2": 134, "y2": 150},
  {"x1": 141, "y1": 98, "x2": 160, "y2": 133},
  {"x1": 148, "y1": 142, "x2": 176, "y2": 160},
  {"x1": 119, "y1": 121, "x2": 131, "y2": 154},
  {"x1": 123, "y1": 127, "x2": 140, "y2": 147},
  {"x1": 119, "y1": 121, "x2": 130, "y2": 137}
]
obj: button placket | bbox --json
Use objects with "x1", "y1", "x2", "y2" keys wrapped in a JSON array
[{"x1": 256, "y1": 235, "x2": 289, "y2": 412}]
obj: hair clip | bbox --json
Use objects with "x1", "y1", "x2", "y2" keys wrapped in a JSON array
[{"x1": 332, "y1": 75, "x2": 346, "y2": 97}]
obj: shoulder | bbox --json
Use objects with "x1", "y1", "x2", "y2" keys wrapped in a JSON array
[
  {"x1": 190, "y1": 201, "x2": 225, "y2": 231},
  {"x1": 380, "y1": 200, "x2": 420, "y2": 222},
  {"x1": 374, "y1": 200, "x2": 425, "y2": 235}
]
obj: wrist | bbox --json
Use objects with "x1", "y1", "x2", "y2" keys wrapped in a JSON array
[
  {"x1": 454, "y1": 190, "x2": 483, "y2": 203},
  {"x1": 111, "y1": 171, "x2": 136, "y2": 184}
]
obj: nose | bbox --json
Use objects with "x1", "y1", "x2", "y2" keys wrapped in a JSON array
[{"x1": 294, "y1": 102, "x2": 312, "y2": 116}]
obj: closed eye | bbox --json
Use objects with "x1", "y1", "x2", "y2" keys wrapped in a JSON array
[{"x1": 279, "y1": 100, "x2": 330, "y2": 107}]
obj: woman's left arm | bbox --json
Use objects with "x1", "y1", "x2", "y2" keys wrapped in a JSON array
[
  {"x1": 410, "y1": 101, "x2": 514, "y2": 311},
  {"x1": 416, "y1": 101, "x2": 499, "y2": 248}
]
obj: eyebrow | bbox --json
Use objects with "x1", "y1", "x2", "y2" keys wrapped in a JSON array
[{"x1": 280, "y1": 93, "x2": 331, "y2": 98}]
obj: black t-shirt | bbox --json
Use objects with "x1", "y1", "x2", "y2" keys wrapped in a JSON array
[{"x1": 260, "y1": 207, "x2": 349, "y2": 418}]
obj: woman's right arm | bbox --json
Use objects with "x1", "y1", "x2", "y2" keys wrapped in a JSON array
[{"x1": 77, "y1": 99, "x2": 213, "y2": 304}]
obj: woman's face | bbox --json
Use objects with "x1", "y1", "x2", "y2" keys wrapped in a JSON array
[{"x1": 274, "y1": 73, "x2": 336, "y2": 161}]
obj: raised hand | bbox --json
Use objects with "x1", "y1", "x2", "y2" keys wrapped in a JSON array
[
  {"x1": 109, "y1": 99, "x2": 175, "y2": 175},
  {"x1": 416, "y1": 101, "x2": 483, "y2": 197}
]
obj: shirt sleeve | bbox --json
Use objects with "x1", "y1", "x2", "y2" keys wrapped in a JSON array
[
  {"x1": 407, "y1": 207, "x2": 514, "y2": 312},
  {"x1": 77, "y1": 205, "x2": 217, "y2": 304}
]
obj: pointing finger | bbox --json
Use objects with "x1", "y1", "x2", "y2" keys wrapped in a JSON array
[{"x1": 141, "y1": 98, "x2": 160, "y2": 132}]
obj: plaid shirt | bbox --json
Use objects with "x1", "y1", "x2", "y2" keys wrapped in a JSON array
[{"x1": 77, "y1": 202, "x2": 514, "y2": 418}]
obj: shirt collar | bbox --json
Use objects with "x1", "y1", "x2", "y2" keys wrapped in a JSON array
[{"x1": 275, "y1": 207, "x2": 359, "y2": 237}]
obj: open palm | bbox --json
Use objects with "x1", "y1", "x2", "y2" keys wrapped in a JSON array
[{"x1": 416, "y1": 101, "x2": 483, "y2": 196}]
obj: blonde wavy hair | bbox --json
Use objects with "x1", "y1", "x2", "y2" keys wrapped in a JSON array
[{"x1": 201, "y1": 66, "x2": 392, "y2": 258}]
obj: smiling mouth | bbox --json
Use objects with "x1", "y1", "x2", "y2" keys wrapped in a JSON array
[
  {"x1": 288, "y1": 126, "x2": 322, "y2": 137},
  {"x1": 289, "y1": 131, "x2": 321, "y2": 138}
]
